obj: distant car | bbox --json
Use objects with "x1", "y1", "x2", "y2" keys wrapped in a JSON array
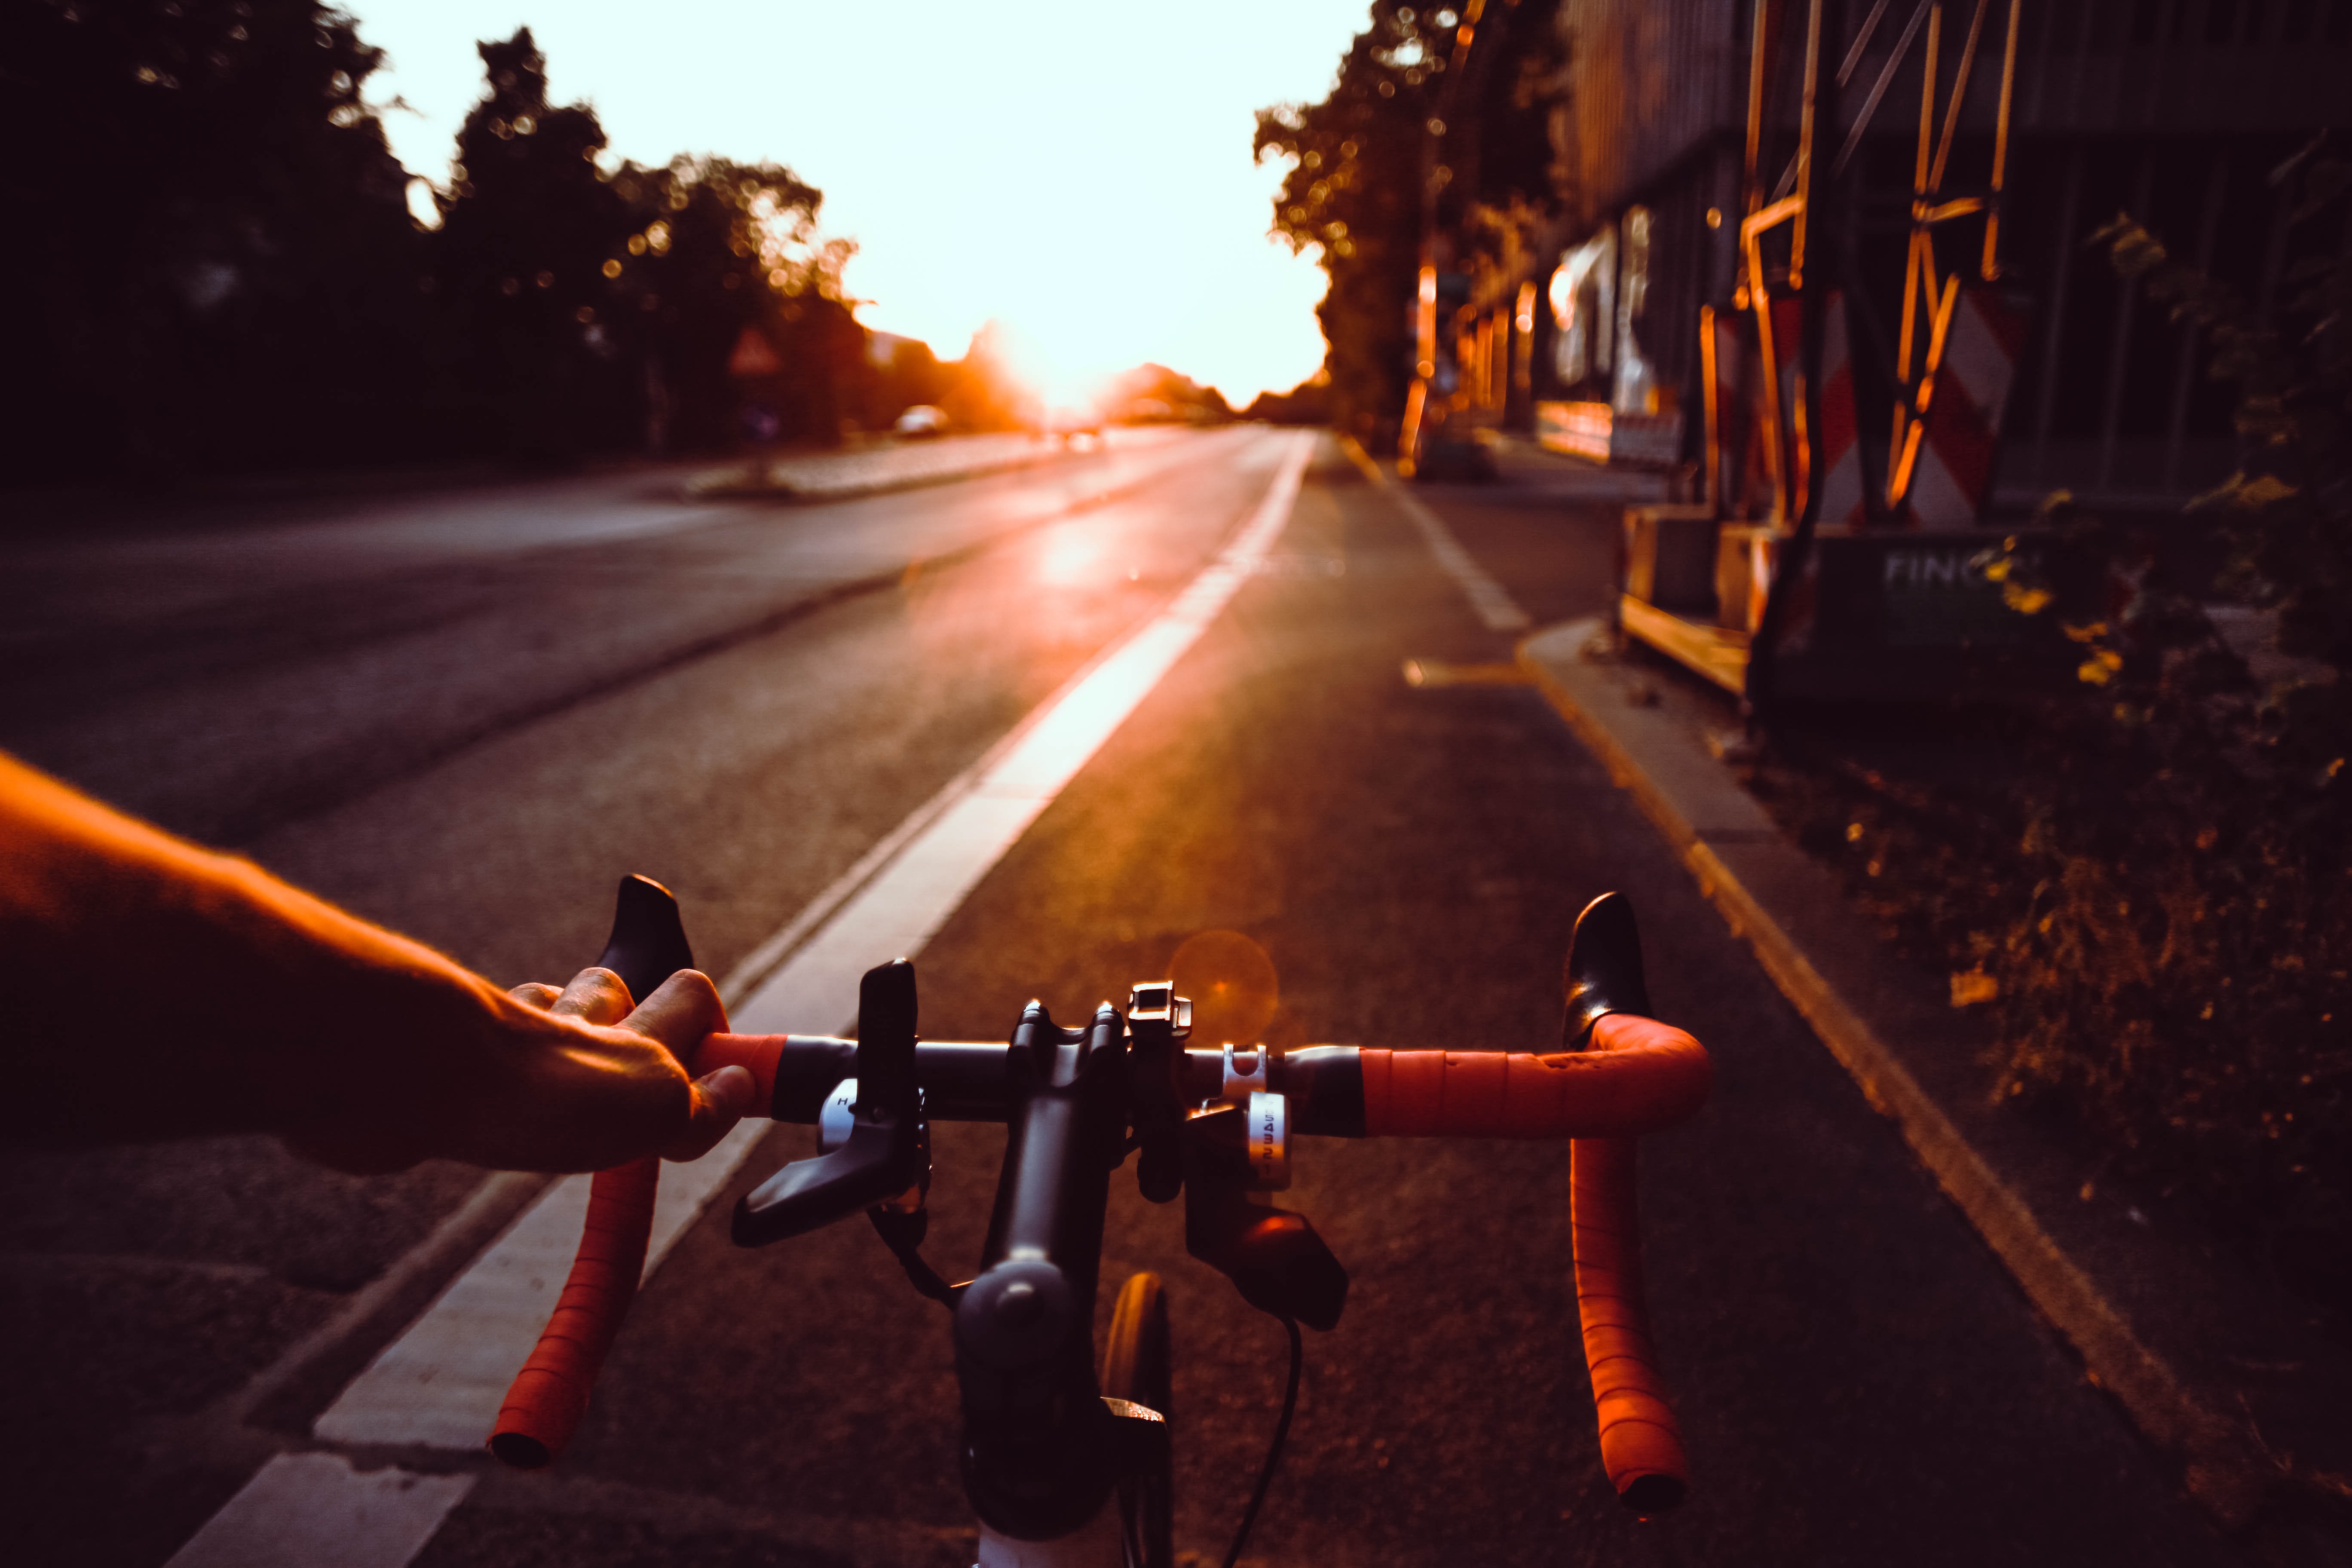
[
  {"x1": 1041, "y1": 402, "x2": 1103, "y2": 442},
  {"x1": 894, "y1": 404, "x2": 949, "y2": 438}
]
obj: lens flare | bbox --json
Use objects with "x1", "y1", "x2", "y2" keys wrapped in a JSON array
[{"x1": 1170, "y1": 930, "x2": 1279, "y2": 1047}]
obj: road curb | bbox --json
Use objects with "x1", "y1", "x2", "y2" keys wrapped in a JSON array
[
  {"x1": 1517, "y1": 616, "x2": 2267, "y2": 1526},
  {"x1": 682, "y1": 447, "x2": 1070, "y2": 503}
]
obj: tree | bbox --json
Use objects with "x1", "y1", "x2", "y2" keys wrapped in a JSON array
[
  {"x1": 3, "y1": 0, "x2": 432, "y2": 479},
  {"x1": 0, "y1": 8, "x2": 864, "y2": 480},
  {"x1": 1254, "y1": 2, "x2": 1566, "y2": 449},
  {"x1": 597, "y1": 156, "x2": 845, "y2": 450},
  {"x1": 1254, "y1": 3, "x2": 1437, "y2": 447},
  {"x1": 427, "y1": 28, "x2": 639, "y2": 461}
]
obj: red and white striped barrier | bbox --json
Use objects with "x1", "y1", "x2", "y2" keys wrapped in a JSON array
[
  {"x1": 1907, "y1": 285, "x2": 2024, "y2": 528},
  {"x1": 1816, "y1": 292, "x2": 1866, "y2": 527}
]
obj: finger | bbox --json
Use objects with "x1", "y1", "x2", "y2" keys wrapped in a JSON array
[
  {"x1": 659, "y1": 1063, "x2": 756, "y2": 1163},
  {"x1": 619, "y1": 969, "x2": 730, "y2": 1063},
  {"x1": 549, "y1": 966, "x2": 635, "y2": 1026},
  {"x1": 508, "y1": 982, "x2": 564, "y2": 1011}
]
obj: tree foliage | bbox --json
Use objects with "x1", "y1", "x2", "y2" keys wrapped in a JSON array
[
  {"x1": 1255, "y1": 4, "x2": 1448, "y2": 448},
  {"x1": 4, "y1": 0, "x2": 434, "y2": 478},
  {"x1": 1256, "y1": 2, "x2": 1568, "y2": 448},
  {"x1": 0, "y1": 7, "x2": 871, "y2": 480}
]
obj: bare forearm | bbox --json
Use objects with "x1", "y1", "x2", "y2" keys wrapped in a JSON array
[{"x1": 0, "y1": 753, "x2": 500, "y2": 1145}]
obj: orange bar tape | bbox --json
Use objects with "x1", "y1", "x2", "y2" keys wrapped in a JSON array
[
  {"x1": 1359, "y1": 1014, "x2": 1705, "y2": 1514},
  {"x1": 696, "y1": 1032, "x2": 786, "y2": 1108},
  {"x1": 487, "y1": 1155, "x2": 658, "y2": 1468},
  {"x1": 1357, "y1": 1014, "x2": 1712, "y2": 1138},
  {"x1": 1573, "y1": 1134, "x2": 1688, "y2": 1514}
]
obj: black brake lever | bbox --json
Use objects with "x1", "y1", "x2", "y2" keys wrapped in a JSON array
[
  {"x1": 1561, "y1": 891, "x2": 1650, "y2": 1049},
  {"x1": 1180, "y1": 1103, "x2": 1348, "y2": 1331},
  {"x1": 731, "y1": 959, "x2": 929, "y2": 1246},
  {"x1": 597, "y1": 874, "x2": 696, "y2": 1004}
]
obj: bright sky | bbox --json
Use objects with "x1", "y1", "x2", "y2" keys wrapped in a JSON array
[{"x1": 350, "y1": 0, "x2": 1369, "y2": 404}]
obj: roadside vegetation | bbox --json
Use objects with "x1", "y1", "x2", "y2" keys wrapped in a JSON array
[{"x1": 1751, "y1": 153, "x2": 2351, "y2": 1324}]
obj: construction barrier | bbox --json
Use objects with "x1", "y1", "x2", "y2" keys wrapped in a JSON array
[
  {"x1": 1906, "y1": 285, "x2": 2025, "y2": 527},
  {"x1": 1815, "y1": 292, "x2": 1866, "y2": 527}
]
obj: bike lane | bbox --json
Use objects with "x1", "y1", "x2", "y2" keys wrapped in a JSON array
[{"x1": 401, "y1": 438, "x2": 2226, "y2": 1566}]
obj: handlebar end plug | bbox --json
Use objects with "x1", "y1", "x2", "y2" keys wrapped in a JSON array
[{"x1": 1619, "y1": 1471, "x2": 1687, "y2": 1517}]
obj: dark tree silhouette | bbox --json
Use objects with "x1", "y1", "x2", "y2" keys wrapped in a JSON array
[
  {"x1": 1255, "y1": 4, "x2": 1446, "y2": 448},
  {"x1": 429, "y1": 28, "x2": 637, "y2": 462},
  {"x1": 0, "y1": 9, "x2": 868, "y2": 482},
  {"x1": 595, "y1": 156, "x2": 850, "y2": 450},
  {"x1": 1255, "y1": 2, "x2": 1565, "y2": 449},
  {"x1": 3, "y1": 0, "x2": 433, "y2": 480}
]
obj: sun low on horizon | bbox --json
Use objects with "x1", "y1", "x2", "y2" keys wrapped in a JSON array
[{"x1": 351, "y1": 0, "x2": 1370, "y2": 405}]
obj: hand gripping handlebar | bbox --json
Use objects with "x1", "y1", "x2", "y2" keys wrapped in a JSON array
[{"x1": 487, "y1": 875, "x2": 692, "y2": 1470}]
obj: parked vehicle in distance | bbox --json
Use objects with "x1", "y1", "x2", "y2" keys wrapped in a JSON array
[
  {"x1": 893, "y1": 404, "x2": 949, "y2": 438},
  {"x1": 1041, "y1": 400, "x2": 1104, "y2": 442}
]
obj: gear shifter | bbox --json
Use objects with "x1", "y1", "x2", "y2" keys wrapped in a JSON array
[{"x1": 732, "y1": 959, "x2": 929, "y2": 1246}]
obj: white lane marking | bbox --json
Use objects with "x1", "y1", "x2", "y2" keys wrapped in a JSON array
[
  {"x1": 732, "y1": 431, "x2": 1312, "y2": 1035},
  {"x1": 314, "y1": 431, "x2": 1300, "y2": 1450},
  {"x1": 163, "y1": 1453, "x2": 473, "y2": 1568},
  {"x1": 1344, "y1": 438, "x2": 1531, "y2": 632},
  {"x1": 309, "y1": 1121, "x2": 766, "y2": 1451},
  {"x1": 174, "y1": 430, "x2": 1316, "y2": 1566}
]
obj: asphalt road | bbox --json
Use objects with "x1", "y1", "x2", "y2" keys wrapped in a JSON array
[{"x1": 1, "y1": 432, "x2": 2228, "y2": 1566}]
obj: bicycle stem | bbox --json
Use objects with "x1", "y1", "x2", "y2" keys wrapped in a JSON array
[{"x1": 954, "y1": 1000, "x2": 1137, "y2": 1541}]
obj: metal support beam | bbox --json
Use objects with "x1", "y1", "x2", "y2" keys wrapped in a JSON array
[
  {"x1": 2163, "y1": 154, "x2": 2228, "y2": 491},
  {"x1": 2095, "y1": 156, "x2": 2155, "y2": 494}
]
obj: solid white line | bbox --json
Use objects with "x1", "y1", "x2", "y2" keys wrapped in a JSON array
[
  {"x1": 162, "y1": 1453, "x2": 474, "y2": 1568},
  {"x1": 175, "y1": 429, "x2": 1315, "y2": 1565},
  {"x1": 730, "y1": 430, "x2": 1313, "y2": 1037}
]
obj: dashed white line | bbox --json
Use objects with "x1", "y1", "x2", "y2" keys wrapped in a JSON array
[{"x1": 1342, "y1": 436, "x2": 1532, "y2": 632}]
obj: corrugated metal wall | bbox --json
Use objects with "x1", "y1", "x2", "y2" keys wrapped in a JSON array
[{"x1": 1556, "y1": 0, "x2": 1743, "y2": 227}]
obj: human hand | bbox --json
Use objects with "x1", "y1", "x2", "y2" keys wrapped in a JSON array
[{"x1": 287, "y1": 967, "x2": 756, "y2": 1174}]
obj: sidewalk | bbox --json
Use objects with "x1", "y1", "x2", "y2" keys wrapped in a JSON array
[{"x1": 1518, "y1": 616, "x2": 2352, "y2": 1552}]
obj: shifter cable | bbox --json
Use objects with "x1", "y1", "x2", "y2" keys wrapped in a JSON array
[{"x1": 1222, "y1": 1315, "x2": 1304, "y2": 1568}]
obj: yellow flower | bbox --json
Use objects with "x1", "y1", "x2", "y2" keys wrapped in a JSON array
[{"x1": 2078, "y1": 649, "x2": 2125, "y2": 685}]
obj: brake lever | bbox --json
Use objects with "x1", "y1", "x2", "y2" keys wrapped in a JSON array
[
  {"x1": 1562, "y1": 890, "x2": 1650, "y2": 1048},
  {"x1": 1179, "y1": 1099, "x2": 1348, "y2": 1331},
  {"x1": 731, "y1": 959, "x2": 929, "y2": 1246}
]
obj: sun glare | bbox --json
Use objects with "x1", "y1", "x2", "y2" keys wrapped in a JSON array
[{"x1": 353, "y1": 0, "x2": 1368, "y2": 405}]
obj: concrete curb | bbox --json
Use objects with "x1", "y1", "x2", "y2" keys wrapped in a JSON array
[
  {"x1": 681, "y1": 445, "x2": 1071, "y2": 503},
  {"x1": 1517, "y1": 616, "x2": 2266, "y2": 1525}
]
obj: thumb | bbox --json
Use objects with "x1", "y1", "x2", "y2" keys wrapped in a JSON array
[{"x1": 659, "y1": 1063, "x2": 756, "y2": 1162}]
